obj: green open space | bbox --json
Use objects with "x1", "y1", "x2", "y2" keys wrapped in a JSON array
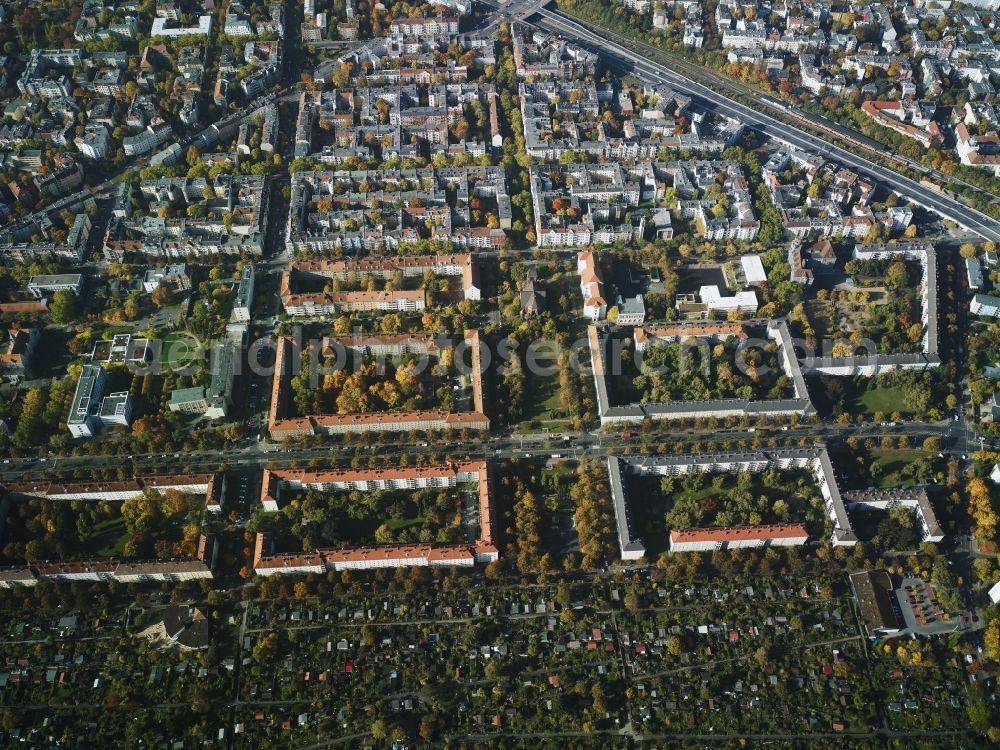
[
  {"x1": 0, "y1": 490, "x2": 204, "y2": 565},
  {"x1": 382, "y1": 516, "x2": 426, "y2": 532},
  {"x1": 849, "y1": 385, "x2": 912, "y2": 415},
  {"x1": 160, "y1": 333, "x2": 203, "y2": 367},
  {"x1": 608, "y1": 330, "x2": 793, "y2": 405},
  {"x1": 867, "y1": 449, "x2": 941, "y2": 489},
  {"x1": 517, "y1": 368, "x2": 571, "y2": 432},
  {"x1": 69, "y1": 516, "x2": 130, "y2": 558},
  {"x1": 814, "y1": 369, "x2": 945, "y2": 421}
]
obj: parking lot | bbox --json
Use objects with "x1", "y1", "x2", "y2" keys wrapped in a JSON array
[
  {"x1": 230, "y1": 469, "x2": 260, "y2": 522},
  {"x1": 894, "y1": 576, "x2": 980, "y2": 636}
]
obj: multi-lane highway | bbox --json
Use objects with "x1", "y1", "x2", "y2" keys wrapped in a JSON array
[
  {"x1": 485, "y1": 0, "x2": 1000, "y2": 242},
  {"x1": 1, "y1": 416, "x2": 988, "y2": 484}
]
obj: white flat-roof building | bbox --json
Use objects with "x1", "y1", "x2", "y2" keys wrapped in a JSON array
[
  {"x1": 67, "y1": 366, "x2": 133, "y2": 437},
  {"x1": 231, "y1": 264, "x2": 254, "y2": 323},
  {"x1": 988, "y1": 580, "x2": 1000, "y2": 604},
  {"x1": 150, "y1": 15, "x2": 213, "y2": 37},
  {"x1": 143, "y1": 264, "x2": 190, "y2": 293},
  {"x1": 971, "y1": 293, "x2": 1000, "y2": 318},
  {"x1": 740, "y1": 254, "x2": 767, "y2": 285},
  {"x1": 967, "y1": 257, "x2": 984, "y2": 290},
  {"x1": 27, "y1": 273, "x2": 83, "y2": 298},
  {"x1": 67, "y1": 364, "x2": 106, "y2": 438},
  {"x1": 98, "y1": 392, "x2": 134, "y2": 428},
  {"x1": 700, "y1": 285, "x2": 759, "y2": 313}
]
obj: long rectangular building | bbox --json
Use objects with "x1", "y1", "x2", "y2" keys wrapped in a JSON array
[
  {"x1": 669, "y1": 523, "x2": 809, "y2": 552},
  {"x1": 282, "y1": 289, "x2": 425, "y2": 316},
  {"x1": 2, "y1": 473, "x2": 225, "y2": 513},
  {"x1": 252, "y1": 460, "x2": 497, "y2": 574},
  {"x1": 0, "y1": 534, "x2": 217, "y2": 587}
]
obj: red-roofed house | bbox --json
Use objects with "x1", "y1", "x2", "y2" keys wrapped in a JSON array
[{"x1": 577, "y1": 250, "x2": 607, "y2": 321}]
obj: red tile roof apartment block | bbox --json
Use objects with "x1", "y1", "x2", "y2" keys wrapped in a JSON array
[
  {"x1": 2, "y1": 473, "x2": 226, "y2": 513},
  {"x1": 267, "y1": 329, "x2": 488, "y2": 439},
  {"x1": 253, "y1": 460, "x2": 497, "y2": 575},
  {"x1": 632, "y1": 322, "x2": 748, "y2": 351},
  {"x1": 279, "y1": 254, "x2": 481, "y2": 317},
  {"x1": 0, "y1": 534, "x2": 218, "y2": 587},
  {"x1": 668, "y1": 523, "x2": 810, "y2": 552},
  {"x1": 860, "y1": 100, "x2": 944, "y2": 149},
  {"x1": 0, "y1": 474, "x2": 225, "y2": 586}
]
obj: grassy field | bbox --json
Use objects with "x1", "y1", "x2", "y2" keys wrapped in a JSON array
[
  {"x1": 671, "y1": 484, "x2": 717, "y2": 505},
  {"x1": 848, "y1": 385, "x2": 913, "y2": 415},
  {"x1": 517, "y1": 368, "x2": 570, "y2": 432},
  {"x1": 382, "y1": 516, "x2": 426, "y2": 532},
  {"x1": 867, "y1": 449, "x2": 934, "y2": 488},
  {"x1": 161, "y1": 333, "x2": 203, "y2": 368},
  {"x1": 71, "y1": 517, "x2": 130, "y2": 558}
]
